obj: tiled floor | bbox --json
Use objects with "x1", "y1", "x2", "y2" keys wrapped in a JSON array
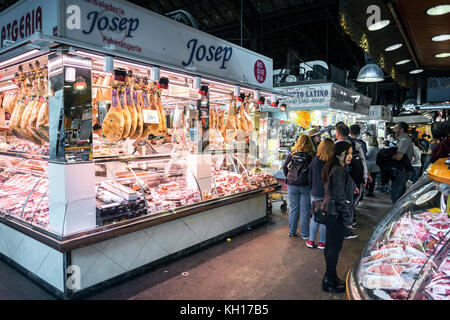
[{"x1": 0, "y1": 191, "x2": 393, "y2": 300}]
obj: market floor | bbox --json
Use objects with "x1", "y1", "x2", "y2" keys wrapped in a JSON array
[{"x1": 0, "y1": 191, "x2": 393, "y2": 300}]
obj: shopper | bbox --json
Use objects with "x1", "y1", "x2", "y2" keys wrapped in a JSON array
[
  {"x1": 335, "y1": 124, "x2": 367, "y2": 239},
  {"x1": 283, "y1": 135, "x2": 315, "y2": 238},
  {"x1": 411, "y1": 139, "x2": 423, "y2": 183},
  {"x1": 365, "y1": 136, "x2": 380, "y2": 196},
  {"x1": 321, "y1": 140, "x2": 354, "y2": 293},
  {"x1": 430, "y1": 121, "x2": 450, "y2": 164},
  {"x1": 390, "y1": 122, "x2": 413, "y2": 203},
  {"x1": 306, "y1": 138, "x2": 334, "y2": 250},
  {"x1": 350, "y1": 124, "x2": 367, "y2": 156},
  {"x1": 309, "y1": 128, "x2": 322, "y2": 152}
]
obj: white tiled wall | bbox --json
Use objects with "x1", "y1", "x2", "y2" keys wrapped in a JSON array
[
  {"x1": 71, "y1": 195, "x2": 266, "y2": 291},
  {"x1": 0, "y1": 223, "x2": 64, "y2": 292}
]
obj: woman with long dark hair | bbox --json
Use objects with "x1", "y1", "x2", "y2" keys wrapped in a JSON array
[{"x1": 321, "y1": 140, "x2": 354, "y2": 293}]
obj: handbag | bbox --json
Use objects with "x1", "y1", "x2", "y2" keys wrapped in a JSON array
[{"x1": 312, "y1": 199, "x2": 328, "y2": 225}]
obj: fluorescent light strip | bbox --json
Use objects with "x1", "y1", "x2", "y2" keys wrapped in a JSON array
[
  {"x1": 409, "y1": 69, "x2": 424, "y2": 74},
  {"x1": 368, "y1": 19, "x2": 390, "y2": 31},
  {"x1": 431, "y1": 34, "x2": 450, "y2": 42},
  {"x1": 115, "y1": 59, "x2": 151, "y2": 70},
  {"x1": 385, "y1": 43, "x2": 403, "y2": 51},
  {"x1": 395, "y1": 59, "x2": 411, "y2": 65},
  {"x1": 161, "y1": 69, "x2": 194, "y2": 79},
  {"x1": 73, "y1": 50, "x2": 104, "y2": 60},
  {"x1": 426, "y1": 5, "x2": 450, "y2": 16},
  {"x1": 0, "y1": 49, "x2": 40, "y2": 68},
  {"x1": 0, "y1": 84, "x2": 18, "y2": 91},
  {"x1": 204, "y1": 78, "x2": 234, "y2": 89},
  {"x1": 435, "y1": 52, "x2": 450, "y2": 58}
]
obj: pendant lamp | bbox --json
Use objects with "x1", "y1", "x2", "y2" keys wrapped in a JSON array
[{"x1": 357, "y1": 53, "x2": 384, "y2": 83}]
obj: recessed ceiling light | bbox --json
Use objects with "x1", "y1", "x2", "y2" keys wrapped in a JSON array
[
  {"x1": 368, "y1": 20, "x2": 390, "y2": 31},
  {"x1": 435, "y1": 52, "x2": 450, "y2": 58},
  {"x1": 431, "y1": 34, "x2": 450, "y2": 42},
  {"x1": 395, "y1": 59, "x2": 411, "y2": 65},
  {"x1": 426, "y1": 5, "x2": 450, "y2": 16},
  {"x1": 409, "y1": 69, "x2": 424, "y2": 74},
  {"x1": 385, "y1": 43, "x2": 403, "y2": 51}
]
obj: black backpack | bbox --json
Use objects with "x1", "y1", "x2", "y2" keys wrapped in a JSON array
[
  {"x1": 348, "y1": 140, "x2": 365, "y2": 185},
  {"x1": 286, "y1": 152, "x2": 312, "y2": 186}
]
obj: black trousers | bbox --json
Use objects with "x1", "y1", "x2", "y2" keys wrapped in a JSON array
[
  {"x1": 368, "y1": 172, "x2": 378, "y2": 194},
  {"x1": 324, "y1": 214, "x2": 346, "y2": 282}
]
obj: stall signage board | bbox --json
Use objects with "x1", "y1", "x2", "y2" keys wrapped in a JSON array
[
  {"x1": 61, "y1": 0, "x2": 273, "y2": 90},
  {"x1": 369, "y1": 105, "x2": 392, "y2": 122},
  {"x1": 277, "y1": 84, "x2": 332, "y2": 109},
  {"x1": 0, "y1": 0, "x2": 59, "y2": 49},
  {"x1": 330, "y1": 84, "x2": 371, "y2": 116}
]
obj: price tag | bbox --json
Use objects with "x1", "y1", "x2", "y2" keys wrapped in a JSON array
[
  {"x1": 194, "y1": 193, "x2": 200, "y2": 201},
  {"x1": 180, "y1": 199, "x2": 187, "y2": 206},
  {"x1": 92, "y1": 88, "x2": 97, "y2": 99},
  {"x1": 126, "y1": 89, "x2": 132, "y2": 106},
  {"x1": 142, "y1": 109, "x2": 160, "y2": 124},
  {"x1": 157, "y1": 205, "x2": 164, "y2": 211},
  {"x1": 150, "y1": 206, "x2": 156, "y2": 213},
  {"x1": 170, "y1": 202, "x2": 176, "y2": 209}
]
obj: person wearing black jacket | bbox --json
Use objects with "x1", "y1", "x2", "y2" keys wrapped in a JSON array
[{"x1": 320, "y1": 140, "x2": 354, "y2": 293}]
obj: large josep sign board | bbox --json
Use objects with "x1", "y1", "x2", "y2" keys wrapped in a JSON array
[
  {"x1": 63, "y1": 0, "x2": 273, "y2": 90},
  {"x1": 0, "y1": 0, "x2": 273, "y2": 90}
]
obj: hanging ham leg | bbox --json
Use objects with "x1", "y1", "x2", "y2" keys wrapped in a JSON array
[
  {"x1": 118, "y1": 88, "x2": 132, "y2": 139},
  {"x1": 130, "y1": 90, "x2": 143, "y2": 139},
  {"x1": 126, "y1": 87, "x2": 137, "y2": 138},
  {"x1": 102, "y1": 88, "x2": 125, "y2": 142}
]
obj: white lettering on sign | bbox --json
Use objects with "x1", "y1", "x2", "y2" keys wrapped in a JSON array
[
  {"x1": 366, "y1": 5, "x2": 381, "y2": 29},
  {"x1": 66, "y1": 5, "x2": 81, "y2": 30}
]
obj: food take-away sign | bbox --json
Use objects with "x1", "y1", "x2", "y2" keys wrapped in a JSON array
[{"x1": 62, "y1": 0, "x2": 273, "y2": 89}]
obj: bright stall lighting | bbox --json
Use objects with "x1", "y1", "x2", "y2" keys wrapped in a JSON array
[
  {"x1": 426, "y1": 5, "x2": 450, "y2": 16},
  {"x1": 431, "y1": 34, "x2": 450, "y2": 42},
  {"x1": 409, "y1": 69, "x2": 424, "y2": 74},
  {"x1": 368, "y1": 19, "x2": 390, "y2": 31},
  {"x1": 395, "y1": 59, "x2": 411, "y2": 65},
  {"x1": 385, "y1": 43, "x2": 403, "y2": 51},
  {"x1": 434, "y1": 52, "x2": 450, "y2": 58},
  {"x1": 0, "y1": 49, "x2": 40, "y2": 68}
]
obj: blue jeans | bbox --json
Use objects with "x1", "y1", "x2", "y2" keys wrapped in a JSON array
[
  {"x1": 287, "y1": 184, "x2": 311, "y2": 237},
  {"x1": 412, "y1": 166, "x2": 421, "y2": 183},
  {"x1": 391, "y1": 170, "x2": 412, "y2": 203},
  {"x1": 309, "y1": 195, "x2": 326, "y2": 244}
]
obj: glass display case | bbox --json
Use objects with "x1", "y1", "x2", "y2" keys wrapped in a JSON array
[
  {"x1": 347, "y1": 160, "x2": 450, "y2": 300},
  {"x1": 0, "y1": 156, "x2": 49, "y2": 229}
]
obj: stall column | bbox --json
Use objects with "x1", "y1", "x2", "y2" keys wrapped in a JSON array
[{"x1": 47, "y1": 50, "x2": 96, "y2": 236}]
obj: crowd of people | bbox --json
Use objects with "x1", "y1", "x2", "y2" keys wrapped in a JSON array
[{"x1": 282, "y1": 120, "x2": 450, "y2": 293}]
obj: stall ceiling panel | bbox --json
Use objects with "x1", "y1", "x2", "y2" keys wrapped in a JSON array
[{"x1": 396, "y1": 0, "x2": 450, "y2": 68}]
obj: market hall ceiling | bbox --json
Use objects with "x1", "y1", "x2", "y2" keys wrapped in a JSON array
[
  {"x1": 0, "y1": 0, "x2": 366, "y2": 75},
  {"x1": 340, "y1": 0, "x2": 450, "y2": 88}
]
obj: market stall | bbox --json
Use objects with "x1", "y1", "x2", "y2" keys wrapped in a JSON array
[
  {"x1": 259, "y1": 82, "x2": 371, "y2": 182},
  {"x1": 346, "y1": 157, "x2": 450, "y2": 300},
  {"x1": 0, "y1": 0, "x2": 280, "y2": 298},
  {"x1": 366, "y1": 105, "x2": 392, "y2": 139}
]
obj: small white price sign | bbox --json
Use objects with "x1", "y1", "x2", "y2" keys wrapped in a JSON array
[
  {"x1": 142, "y1": 109, "x2": 160, "y2": 124},
  {"x1": 180, "y1": 199, "x2": 186, "y2": 206}
]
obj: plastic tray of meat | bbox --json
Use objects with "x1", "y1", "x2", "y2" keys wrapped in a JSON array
[
  {"x1": 363, "y1": 275, "x2": 404, "y2": 290},
  {"x1": 366, "y1": 264, "x2": 405, "y2": 276}
]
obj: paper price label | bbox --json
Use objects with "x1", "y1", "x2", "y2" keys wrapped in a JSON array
[
  {"x1": 126, "y1": 89, "x2": 132, "y2": 106},
  {"x1": 150, "y1": 206, "x2": 156, "y2": 213},
  {"x1": 157, "y1": 205, "x2": 164, "y2": 211},
  {"x1": 142, "y1": 109, "x2": 160, "y2": 124},
  {"x1": 112, "y1": 89, "x2": 118, "y2": 107},
  {"x1": 142, "y1": 92, "x2": 149, "y2": 108},
  {"x1": 180, "y1": 199, "x2": 187, "y2": 206},
  {"x1": 92, "y1": 88, "x2": 97, "y2": 99}
]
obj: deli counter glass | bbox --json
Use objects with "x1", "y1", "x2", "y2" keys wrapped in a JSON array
[{"x1": 347, "y1": 160, "x2": 450, "y2": 300}]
